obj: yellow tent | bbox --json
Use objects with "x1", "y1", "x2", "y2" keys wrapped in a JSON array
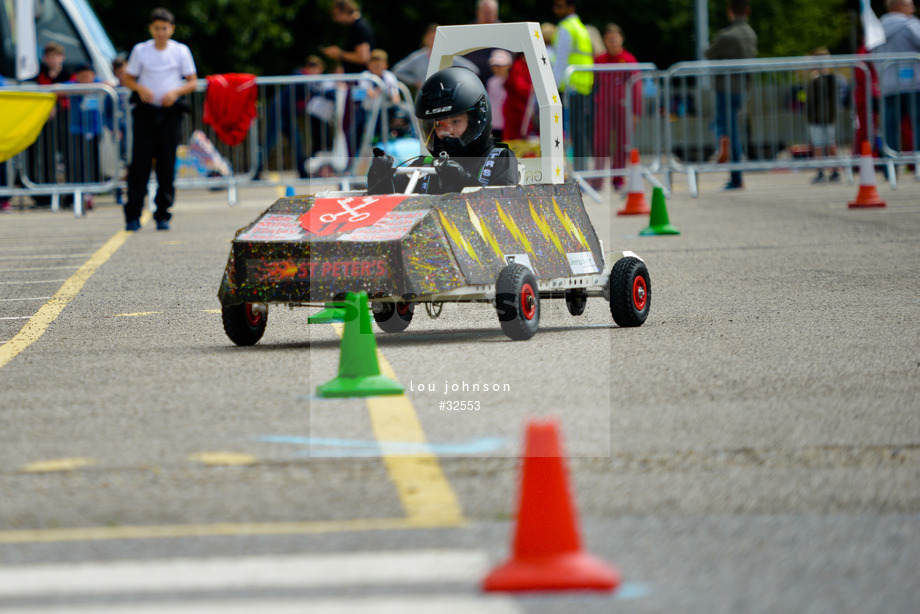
[{"x1": 0, "y1": 91, "x2": 56, "y2": 163}]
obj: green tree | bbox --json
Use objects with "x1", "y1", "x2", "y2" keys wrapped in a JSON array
[{"x1": 91, "y1": 0, "x2": 864, "y2": 78}]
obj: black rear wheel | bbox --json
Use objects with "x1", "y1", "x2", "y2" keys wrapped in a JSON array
[
  {"x1": 373, "y1": 299, "x2": 414, "y2": 333},
  {"x1": 496, "y1": 263, "x2": 540, "y2": 340},
  {"x1": 222, "y1": 302, "x2": 268, "y2": 345},
  {"x1": 608, "y1": 257, "x2": 650, "y2": 327},
  {"x1": 565, "y1": 288, "x2": 588, "y2": 316}
]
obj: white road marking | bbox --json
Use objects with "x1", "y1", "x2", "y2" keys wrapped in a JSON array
[
  {"x1": 0, "y1": 255, "x2": 94, "y2": 261},
  {"x1": 0, "y1": 266, "x2": 81, "y2": 273},
  {"x1": 0, "y1": 550, "x2": 491, "y2": 598},
  {"x1": 0, "y1": 595, "x2": 523, "y2": 614}
]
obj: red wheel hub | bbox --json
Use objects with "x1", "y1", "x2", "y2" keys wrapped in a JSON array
[
  {"x1": 632, "y1": 276, "x2": 647, "y2": 311},
  {"x1": 520, "y1": 283, "x2": 536, "y2": 320},
  {"x1": 396, "y1": 301, "x2": 412, "y2": 316},
  {"x1": 244, "y1": 303, "x2": 263, "y2": 326}
]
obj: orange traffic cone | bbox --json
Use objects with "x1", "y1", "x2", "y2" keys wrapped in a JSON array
[
  {"x1": 482, "y1": 417, "x2": 621, "y2": 592},
  {"x1": 617, "y1": 149, "x2": 651, "y2": 216},
  {"x1": 849, "y1": 141, "x2": 886, "y2": 209}
]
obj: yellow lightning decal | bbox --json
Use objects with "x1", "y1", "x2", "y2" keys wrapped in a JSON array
[
  {"x1": 563, "y1": 211, "x2": 591, "y2": 250},
  {"x1": 529, "y1": 200, "x2": 565, "y2": 257},
  {"x1": 553, "y1": 198, "x2": 573, "y2": 237},
  {"x1": 552, "y1": 198, "x2": 591, "y2": 250},
  {"x1": 479, "y1": 217, "x2": 504, "y2": 262},
  {"x1": 496, "y1": 202, "x2": 533, "y2": 255},
  {"x1": 438, "y1": 209, "x2": 482, "y2": 267},
  {"x1": 467, "y1": 203, "x2": 485, "y2": 242}
]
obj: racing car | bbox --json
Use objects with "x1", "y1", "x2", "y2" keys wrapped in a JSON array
[{"x1": 218, "y1": 23, "x2": 650, "y2": 343}]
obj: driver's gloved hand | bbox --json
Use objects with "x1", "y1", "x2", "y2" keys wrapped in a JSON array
[
  {"x1": 367, "y1": 150, "x2": 396, "y2": 194},
  {"x1": 436, "y1": 159, "x2": 478, "y2": 192}
]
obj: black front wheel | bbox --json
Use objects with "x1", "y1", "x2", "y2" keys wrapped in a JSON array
[
  {"x1": 373, "y1": 299, "x2": 414, "y2": 333},
  {"x1": 608, "y1": 257, "x2": 650, "y2": 327},
  {"x1": 565, "y1": 288, "x2": 588, "y2": 316},
  {"x1": 495, "y1": 263, "x2": 540, "y2": 340},
  {"x1": 222, "y1": 302, "x2": 268, "y2": 346}
]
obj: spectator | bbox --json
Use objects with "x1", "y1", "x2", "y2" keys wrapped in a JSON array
[
  {"x1": 321, "y1": 0, "x2": 374, "y2": 74},
  {"x1": 391, "y1": 24, "x2": 479, "y2": 92},
  {"x1": 110, "y1": 57, "x2": 130, "y2": 204},
  {"x1": 705, "y1": 0, "x2": 757, "y2": 190},
  {"x1": 67, "y1": 62, "x2": 111, "y2": 209},
  {"x1": 261, "y1": 55, "x2": 335, "y2": 179},
  {"x1": 463, "y1": 0, "x2": 501, "y2": 85},
  {"x1": 586, "y1": 24, "x2": 605, "y2": 57},
  {"x1": 36, "y1": 42, "x2": 72, "y2": 86},
  {"x1": 359, "y1": 49, "x2": 401, "y2": 108},
  {"x1": 854, "y1": 33, "x2": 882, "y2": 159},
  {"x1": 874, "y1": 0, "x2": 920, "y2": 155},
  {"x1": 28, "y1": 43, "x2": 73, "y2": 208},
  {"x1": 806, "y1": 47, "x2": 841, "y2": 184},
  {"x1": 321, "y1": 0, "x2": 375, "y2": 155},
  {"x1": 542, "y1": 23, "x2": 557, "y2": 67},
  {"x1": 552, "y1": 0, "x2": 594, "y2": 172},
  {"x1": 356, "y1": 49, "x2": 402, "y2": 140},
  {"x1": 593, "y1": 23, "x2": 641, "y2": 191},
  {"x1": 503, "y1": 52, "x2": 534, "y2": 141},
  {"x1": 122, "y1": 7, "x2": 198, "y2": 232},
  {"x1": 486, "y1": 49, "x2": 512, "y2": 141},
  {"x1": 303, "y1": 57, "x2": 339, "y2": 160}
]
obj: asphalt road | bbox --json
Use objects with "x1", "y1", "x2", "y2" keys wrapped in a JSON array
[{"x1": 0, "y1": 168, "x2": 918, "y2": 613}]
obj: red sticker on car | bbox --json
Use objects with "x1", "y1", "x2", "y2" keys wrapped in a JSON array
[{"x1": 299, "y1": 195, "x2": 409, "y2": 236}]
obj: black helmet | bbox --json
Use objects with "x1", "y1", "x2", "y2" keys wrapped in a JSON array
[{"x1": 415, "y1": 66, "x2": 491, "y2": 157}]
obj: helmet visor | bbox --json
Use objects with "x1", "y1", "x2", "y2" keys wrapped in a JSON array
[{"x1": 420, "y1": 96, "x2": 488, "y2": 155}]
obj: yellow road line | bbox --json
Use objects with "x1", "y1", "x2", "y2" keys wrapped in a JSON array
[
  {"x1": 114, "y1": 311, "x2": 162, "y2": 317},
  {"x1": 21, "y1": 458, "x2": 96, "y2": 473},
  {"x1": 0, "y1": 517, "x2": 446, "y2": 545},
  {"x1": 0, "y1": 211, "x2": 151, "y2": 370},
  {"x1": 332, "y1": 323, "x2": 466, "y2": 526},
  {"x1": 0, "y1": 216, "x2": 465, "y2": 542},
  {"x1": 189, "y1": 452, "x2": 258, "y2": 466}
]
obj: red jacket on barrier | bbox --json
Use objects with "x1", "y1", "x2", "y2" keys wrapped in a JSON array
[{"x1": 203, "y1": 73, "x2": 257, "y2": 147}]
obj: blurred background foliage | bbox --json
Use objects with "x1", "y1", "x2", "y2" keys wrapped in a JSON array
[{"x1": 92, "y1": 0, "x2": 882, "y2": 77}]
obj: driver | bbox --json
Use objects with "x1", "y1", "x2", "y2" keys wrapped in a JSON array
[{"x1": 367, "y1": 66, "x2": 519, "y2": 194}]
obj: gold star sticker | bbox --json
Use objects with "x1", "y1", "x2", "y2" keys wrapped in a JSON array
[
  {"x1": 534, "y1": 29, "x2": 540, "y2": 39},
  {"x1": 553, "y1": 112, "x2": 559, "y2": 124},
  {"x1": 555, "y1": 166, "x2": 561, "y2": 177},
  {"x1": 551, "y1": 93, "x2": 558, "y2": 104}
]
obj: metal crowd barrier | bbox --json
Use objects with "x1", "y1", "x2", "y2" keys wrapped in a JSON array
[
  {"x1": 176, "y1": 72, "x2": 415, "y2": 203},
  {"x1": 1, "y1": 73, "x2": 412, "y2": 212},
  {"x1": 565, "y1": 54, "x2": 920, "y2": 197},
  {"x1": 663, "y1": 55, "x2": 868, "y2": 195},
  {"x1": 870, "y1": 53, "x2": 920, "y2": 183},
  {"x1": 658, "y1": 54, "x2": 920, "y2": 195},
  {"x1": 563, "y1": 62, "x2": 662, "y2": 199},
  {"x1": 0, "y1": 82, "x2": 122, "y2": 217},
  {"x1": 6, "y1": 55, "x2": 919, "y2": 210}
]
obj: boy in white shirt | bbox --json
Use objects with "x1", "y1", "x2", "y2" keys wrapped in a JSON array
[{"x1": 122, "y1": 7, "x2": 198, "y2": 231}]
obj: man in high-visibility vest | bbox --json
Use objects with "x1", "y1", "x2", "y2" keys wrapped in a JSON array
[{"x1": 552, "y1": 0, "x2": 594, "y2": 174}]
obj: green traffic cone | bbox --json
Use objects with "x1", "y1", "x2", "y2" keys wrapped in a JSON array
[
  {"x1": 308, "y1": 300, "x2": 348, "y2": 324},
  {"x1": 639, "y1": 186, "x2": 680, "y2": 236},
  {"x1": 316, "y1": 291, "x2": 404, "y2": 398}
]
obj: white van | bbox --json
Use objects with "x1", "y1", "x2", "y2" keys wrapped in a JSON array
[{"x1": 0, "y1": 0, "x2": 117, "y2": 83}]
